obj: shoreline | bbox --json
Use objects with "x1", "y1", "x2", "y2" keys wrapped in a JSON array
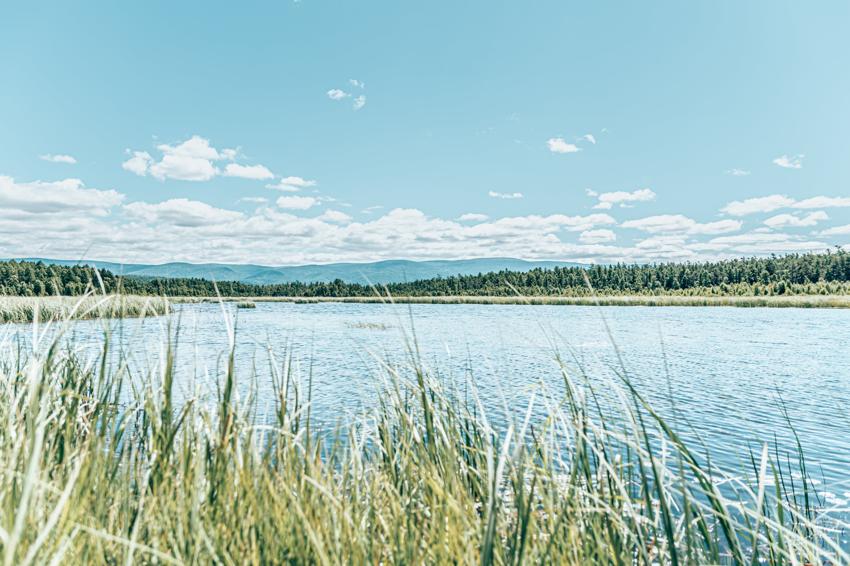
[{"x1": 176, "y1": 294, "x2": 850, "y2": 308}]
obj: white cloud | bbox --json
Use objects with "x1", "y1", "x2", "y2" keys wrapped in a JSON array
[
  {"x1": 582, "y1": 134, "x2": 596, "y2": 145},
  {"x1": 764, "y1": 211, "x2": 828, "y2": 229},
  {"x1": 622, "y1": 214, "x2": 742, "y2": 235},
  {"x1": 327, "y1": 89, "x2": 349, "y2": 100},
  {"x1": 547, "y1": 138, "x2": 580, "y2": 154},
  {"x1": 121, "y1": 151, "x2": 153, "y2": 176},
  {"x1": 40, "y1": 154, "x2": 77, "y2": 164},
  {"x1": 721, "y1": 194, "x2": 850, "y2": 216},
  {"x1": 277, "y1": 196, "x2": 318, "y2": 210},
  {"x1": 818, "y1": 224, "x2": 850, "y2": 236},
  {"x1": 579, "y1": 229, "x2": 616, "y2": 243},
  {"x1": 458, "y1": 213, "x2": 489, "y2": 222},
  {"x1": 0, "y1": 175, "x2": 123, "y2": 215},
  {"x1": 773, "y1": 154, "x2": 803, "y2": 169},
  {"x1": 223, "y1": 163, "x2": 274, "y2": 180},
  {"x1": 488, "y1": 191, "x2": 523, "y2": 199},
  {"x1": 725, "y1": 169, "x2": 750, "y2": 176},
  {"x1": 721, "y1": 195, "x2": 796, "y2": 216},
  {"x1": 793, "y1": 196, "x2": 850, "y2": 209},
  {"x1": 349, "y1": 79, "x2": 365, "y2": 89},
  {"x1": 266, "y1": 176, "x2": 318, "y2": 192},
  {"x1": 705, "y1": 232, "x2": 828, "y2": 254},
  {"x1": 317, "y1": 210, "x2": 352, "y2": 223},
  {"x1": 122, "y1": 136, "x2": 272, "y2": 183},
  {"x1": 592, "y1": 188, "x2": 656, "y2": 210},
  {"x1": 353, "y1": 95, "x2": 367, "y2": 110},
  {"x1": 124, "y1": 198, "x2": 244, "y2": 227},
  {"x1": 4, "y1": 172, "x2": 847, "y2": 266},
  {"x1": 239, "y1": 197, "x2": 269, "y2": 204}
]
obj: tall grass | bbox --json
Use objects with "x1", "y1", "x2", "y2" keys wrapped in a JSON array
[
  {"x1": 0, "y1": 309, "x2": 846, "y2": 564},
  {"x1": 0, "y1": 295, "x2": 170, "y2": 323}
]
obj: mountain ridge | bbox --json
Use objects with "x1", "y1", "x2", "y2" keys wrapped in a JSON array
[{"x1": 9, "y1": 257, "x2": 586, "y2": 285}]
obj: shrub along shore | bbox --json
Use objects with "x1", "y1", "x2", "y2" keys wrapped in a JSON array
[{"x1": 185, "y1": 293, "x2": 850, "y2": 308}]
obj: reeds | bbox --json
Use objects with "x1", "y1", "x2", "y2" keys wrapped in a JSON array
[
  {"x1": 0, "y1": 295, "x2": 170, "y2": 323},
  {"x1": 0, "y1": 312, "x2": 846, "y2": 564}
]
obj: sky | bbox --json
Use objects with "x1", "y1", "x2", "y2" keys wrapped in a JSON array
[{"x1": 1, "y1": 0, "x2": 849, "y2": 266}]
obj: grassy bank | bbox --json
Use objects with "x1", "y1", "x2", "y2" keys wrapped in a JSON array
[
  {"x1": 182, "y1": 294, "x2": 850, "y2": 308},
  {"x1": 0, "y1": 317, "x2": 846, "y2": 564},
  {"x1": 0, "y1": 295, "x2": 170, "y2": 323}
]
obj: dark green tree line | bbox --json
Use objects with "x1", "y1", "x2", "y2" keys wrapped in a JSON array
[{"x1": 1, "y1": 250, "x2": 848, "y2": 298}]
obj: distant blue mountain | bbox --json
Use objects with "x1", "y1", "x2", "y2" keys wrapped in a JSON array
[{"x1": 12, "y1": 257, "x2": 586, "y2": 285}]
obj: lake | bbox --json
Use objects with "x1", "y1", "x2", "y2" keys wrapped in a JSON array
[{"x1": 6, "y1": 301, "x2": 850, "y2": 504}]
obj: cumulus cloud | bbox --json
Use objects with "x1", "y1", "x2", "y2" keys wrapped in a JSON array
[
  {"x1": 239, "y1": 197, "x2": 269, "y2": 204},
  {"x1": 0, "y1": 175, "x2": 122, "y2": 215},
  {"x1": 773, "y1": 154, "x2": 803, "y2": 169},
  {"x1": 122, "y1": 151, "x2": 153, "y2": 176},
  {"x1": 317, "y1": 210, "x2": 352, "y2": 223},
  {"x1": 582, "y1": 134, "x2": 596, "y2": 145},
  {"x1": 122, "y1": 135, "x2": 272, "y2": 182},
  {"x1": 591, "y1": 188, "x2": 656, "y2": 210},
  {"x1": 353, "y1": 95, "x2": 367, "y2": 110},
  {"x1": 349, "y1": 79, "x2": 365, "y2": 89},
  {"x1": 40, "y1": 154, "x2": 77, "y2": 164},
  {"x1": 622, "y1": 214, "x2": 742, "y2": 235},
  {"x1": 818, "y1": 224, "x2": 850, "y2": 236},
  {"x1": 793, "y1": 196, "x2": 850, "y2": 209},
  {"x1": 547, "y1": 138, "x2": 580, "y2": 154},
  {"x1": 704, "y1": 232, "x2": 828, "y2": 254},
  {"x1": 721, "y1": 195, "x2": 796, "y2": 216},
  {"x1": 579, "y1": 229, "x2": 616, "y2": 243},
  {"x1": 3, "y1": 172, "x2": 848, "y2": 266},
  {"x1": 725, "y1": 169, "x2": 750, "y2": 176},
  {"x1": 266, "y1": 176, "x2": 317, "y2": 192},
  {"x1": 488, "y1": 191, "x2": 523, "y2": 199},
  {"x1": 327, "y1": 89, "x2": 349, "y2": 100},
  {"x1": 223, "y1": 163, "x2": 274, "y2": 180},
  {"x1": 721, "y1": 194, "x2": 850, "y2": 216},
  {"x1": 277, "y1": 196, "x2": 318, "y2": 210},
  {"x1": 124, "y1": 198, "x2": 244, "y2": 227},
  {"x1": 764, "y1": 211, "x2": 828, "y2": 229}
]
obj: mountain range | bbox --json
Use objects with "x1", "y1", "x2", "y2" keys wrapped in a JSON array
[{"x1": 11, "y1": 258, "x2": 585, "y2": 285}]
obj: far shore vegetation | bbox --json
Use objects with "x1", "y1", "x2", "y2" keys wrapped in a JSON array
[
  {"x1": 191, "y1": 293, "x2": 850, "y2": 308},
  {"x1": 1, "y1": 251, "x2": 849, "y2": 309}
]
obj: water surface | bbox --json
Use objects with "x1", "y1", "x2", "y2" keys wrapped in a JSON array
[{"x1": 6, "y1": 302, "x2": 849, "y2": 502}]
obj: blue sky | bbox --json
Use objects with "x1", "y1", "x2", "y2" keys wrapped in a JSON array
[{"x1": 1, "y1": 0, "x2": 849, "y2": 265}]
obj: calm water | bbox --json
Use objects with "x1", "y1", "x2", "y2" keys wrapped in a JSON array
[{"x1": 6, "y1": 302, "x2": 850, "y2": 501}]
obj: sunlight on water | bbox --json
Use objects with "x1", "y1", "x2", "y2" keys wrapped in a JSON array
[{"x1": 7, "y1": 302, "x2": 850, "y2": 500}]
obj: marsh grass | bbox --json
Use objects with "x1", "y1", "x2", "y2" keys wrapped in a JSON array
[
  {"x1": 0, "y1": 300, "x2": 847, "y2": 565},
  {"x1": 0, "y1": 295, "x2": 170, "y2": 323}
]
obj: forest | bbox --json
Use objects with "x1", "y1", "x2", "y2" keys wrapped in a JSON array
[{"x1": 1, "y1": 250, "x2": 849, "y2": 298}]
